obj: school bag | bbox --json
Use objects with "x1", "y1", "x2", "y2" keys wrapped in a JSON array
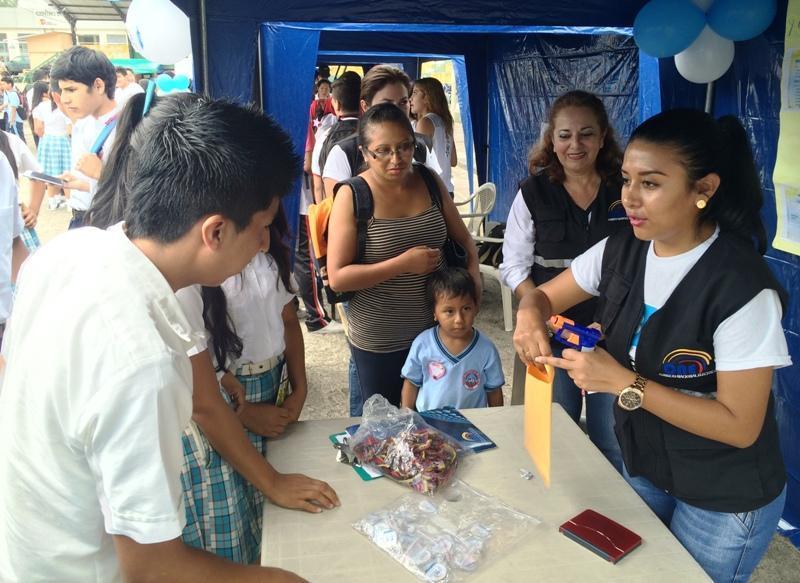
[
  {"x1": 15, "y1": 90, "x2": 28, "y2": 121},
  {"x1": 307, "y1": 162, "x2": 460, "y2": 305}
]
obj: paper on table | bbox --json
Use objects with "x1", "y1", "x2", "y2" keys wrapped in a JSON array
[{"x1": 524, "y1": 364, "x2": 555, "y2": 488}]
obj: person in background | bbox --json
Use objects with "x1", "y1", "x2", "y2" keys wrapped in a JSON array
[
  {"x1": 520, "y1": 108, "x2": 789, "y2": 583},
  {"x1": 31, "y1": 80, "x2": 72, "y2": 210},
  {"x1": 0, "y1": 93, "x2": 311, "y2": 582},
  {"x1": 0, "y1": 155, "x2": 28, "y2": 350},
  {"x1": 51, "y1": 46, "x2": 119, "y2": 229},
  {"x1": 501, "y1": 90, "x2": 627, "y2": 472},
  {"x1": 401, "y1": 268, "x2": 504, "y2": 411},
  {"x1": 327, "y1": 103, "x2": 478, "y2": 407},
  {"x1": 115, "y1": 66, "x2": 144, "y2": 107},
  {"x1": 410, "y1": 77, "x2": 457, "y2": 197},
  {"x1": 0, "y1": 126, "x2": 45, "y2": 252},
  {"x1": 321, "y1": 65, "x2": 442, "y2": 197},
  {"x1": 0, "y1": 77, "x2": 25, "y2": 143},
  {"x1": 26, "y1": 67, "x2": 49, "y2": 147}
]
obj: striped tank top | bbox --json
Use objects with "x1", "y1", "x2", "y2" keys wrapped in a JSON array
[{"x1": 348, "y1": 204, "x2": 447, "y2": 353}]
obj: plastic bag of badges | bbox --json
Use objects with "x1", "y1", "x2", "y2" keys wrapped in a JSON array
[
  {"x1": 353, "y1": 480, "x2": 541, "y2": 581},
  {"x1": 350, "y1": 395, "x2": 472, "y2": 495}
]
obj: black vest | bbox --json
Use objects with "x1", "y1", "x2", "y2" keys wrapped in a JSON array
[
  {"x1": 335, "y1": 132, "x2": 428, "y2": 178},
  {"x1": 597, "y1": 229, "x2": 787, "y2": 513},
  {"x1": 318, "y1": 117, "x2": 359, "y2": 176},
  {"x1": 520, "y1": 172, "x2": 627, "y2": 324}
]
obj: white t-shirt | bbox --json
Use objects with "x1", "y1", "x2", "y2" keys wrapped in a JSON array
[
  {"x1": 570, "y1": 228, "x2": 791, "y2": 371},
  {"x1": 32, "y1": 101, "x2": 71, "y2": 136},
  {"x1": 0, "y1": 223, "x2": 198, "y2": 581},
  {"x1": 176, "y1": 252, "x2": 296, "y2": 371},
  {"x1": 0, "y1": 155, "x2": 22, "y2": 323},
  {"x1": 69, "y1": 105, "x2": 120, "y2": 211},
  {"x1": 3, "y1": 130, "x2": 42, "y2": 176},
  {"x1": 422, "y1": 112, "x2": 454, "y2": 192},
  {"x1": 115, "y1": 82, "x2": 145, "y2": 107},
  {"x1": 500, "y1": 188, "x2": 537, "y2": 292},
  {"x1": 322, "y1": 138, "x2": 443, "y2": 184}
]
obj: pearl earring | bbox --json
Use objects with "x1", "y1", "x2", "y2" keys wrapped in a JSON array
[{"x1": 696, "y1": 198, "x2": 707, "y2": 210}]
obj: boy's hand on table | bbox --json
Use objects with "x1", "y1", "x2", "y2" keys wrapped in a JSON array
[
  {"x1": 281, "y1": 391, "x2": 304, "y2": 423},
  {"x1": 268, "y1": 473, "x2": 340, "y2": 513},
  {"x1": 238, "y1": 402, "x2": 291, "y2": 437}
]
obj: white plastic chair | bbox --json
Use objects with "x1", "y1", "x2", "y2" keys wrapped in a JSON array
[{"x1": 456, "y1": 183, "x2": 513, "y2": 332}]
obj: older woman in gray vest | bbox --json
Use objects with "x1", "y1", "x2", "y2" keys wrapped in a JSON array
[{"x1": 500, "y1": 90, "x2": 627, "y2": 471}]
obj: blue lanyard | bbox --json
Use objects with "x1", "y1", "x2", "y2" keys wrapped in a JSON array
[{"x1": 89, "y1": 116, "x2": 118, "y2": 155}]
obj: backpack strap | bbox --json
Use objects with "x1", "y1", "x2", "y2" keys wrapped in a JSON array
[
  {"x1": 415, "y1": 162, "x2": 444, "y2": 208},
  {"x1": 332, "y1": 176, "x2": 374, "y2": 263}
]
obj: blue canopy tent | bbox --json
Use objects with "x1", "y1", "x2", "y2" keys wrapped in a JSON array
[{"x1": 174, "y1": 0, "x2": 799, "y2": 545}]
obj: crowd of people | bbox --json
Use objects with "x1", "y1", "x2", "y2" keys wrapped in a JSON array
[{"x1": 0, "y1": 45, "x2": 791, "y2": 583}]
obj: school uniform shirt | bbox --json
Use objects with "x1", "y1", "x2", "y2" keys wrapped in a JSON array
[
  {"x1": 0, "y1": 155, "x2": 22, "y2": 324},
  {"x1": 68, "y1": 105, "x2": 120, "y2": 211},
  {"x1": 321, "y1": 137, "x2": 443, "y2": 184},
  {"x1": 2, "y1": 90, "x2": 20, "y2": 125},
  {"x1": 221, "y1": 251, "x2": 295, "y2": 369},
  {"x1": 115, "y1": 82, "x2": 145, "y2": 107},
  {"x1": 0, "y1": 223, "x2": 199, "y2": 582},
  {"x1": 32, "y1": 101, "x2": 71, "y2": 136},
  {"x1": 402, "y1": 326, "x2": 505, "y2": 411},
  {"x1": 570, "y1": 227, "x2": 791, "y2": 371},
  {"x1": 4, "y1": 129, "x2": 42, "y2": 174}
]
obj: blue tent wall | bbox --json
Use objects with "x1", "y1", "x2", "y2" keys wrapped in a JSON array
[{"x1": 174, "y1": 0, "x2": 798, "y2": 535}]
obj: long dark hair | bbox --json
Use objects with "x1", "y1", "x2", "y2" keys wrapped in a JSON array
[
  {"x1": 528, "y1": 90, "x2": 623, "y2": 184},
  {"x1": 269, "y1": 203, "x2": 295, "y2": 293},
  {"x1": 201, "y1": 286, "x2": 243, "y2": 373},
  {"x1": 31, "y1": 81, "x2": 50, "y2": 112},
  {"x1": 629, "y1": 108, "x2": 767, "y2": 254},
  {"x1": 0, "y1": 131, "x2": 18, "y2": 179}
]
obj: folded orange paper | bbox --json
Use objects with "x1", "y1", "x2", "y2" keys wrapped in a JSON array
[{"x1": 524, "y1": 364, "x2": 555, "y2": 487}]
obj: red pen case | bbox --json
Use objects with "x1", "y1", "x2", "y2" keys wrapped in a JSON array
[{"x1": 559, "y1": 509, "x2": 642, "y2": 563}]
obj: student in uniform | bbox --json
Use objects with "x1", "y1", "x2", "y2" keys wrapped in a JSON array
[
  {"x1": 51, "y1": 46, "x2": 119, "y2": 229},
  {"x1": 0, "y1": 94, "x2": 314, "y2": 582},
  {"x1": 518, "y1": 108, "x2": 790, "y2": 582},
  {"x1": 0, "y1": 154, "x2": 27, "y2": 349}
]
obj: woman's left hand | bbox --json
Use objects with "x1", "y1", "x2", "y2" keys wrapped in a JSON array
[{"x1": 535, "y1": 347, "x2": 635, "y2": 394}]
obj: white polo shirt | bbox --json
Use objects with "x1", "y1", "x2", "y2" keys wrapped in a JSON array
[
  {"x1": 0, "y1": 223, "x2": 198, "y2": 582},
  {"x1": 0, "y1": 155, "x2": 22, "y2": 324},
  {"x1": 69, "y1": 105, "x2": 120, "y2": 211}
]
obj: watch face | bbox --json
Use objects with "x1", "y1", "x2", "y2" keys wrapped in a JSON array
[{"x1": 619, "y1": 388, "x2": 643, "y2": 411}]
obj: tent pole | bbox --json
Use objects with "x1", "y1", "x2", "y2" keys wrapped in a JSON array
[
  {"x1": 200, "y1": 0, "x2": 210, "y2": 94},
  {"x1": 704, "y1": 81, "x2": 715, "y2": 115}
]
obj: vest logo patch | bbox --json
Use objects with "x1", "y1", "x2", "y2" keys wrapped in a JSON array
[
  {"x1": 463, "y1": 370, "x2": 481, "y2": 391},
  {"x1": 661, "y1": 349, "x2": 715, "y2": 378},
  {"x1": 608, "y1": 200, "x2": 628, "y2": 221}
]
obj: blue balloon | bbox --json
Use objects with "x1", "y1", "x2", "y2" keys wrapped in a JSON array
[
  {"x1": 156, "y1": 73, "x2": 191, "y2": 94},
  {"x1": 708, "y1": 0, "x2": 777, "y2": 41},
  {"x1": 634, "y1": 0, "x2": 706, "y2": 58}
]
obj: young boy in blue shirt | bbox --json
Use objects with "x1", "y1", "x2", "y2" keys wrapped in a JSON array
[{"x1": 401, "y1": 268, "x2": 505, "y2": 411}]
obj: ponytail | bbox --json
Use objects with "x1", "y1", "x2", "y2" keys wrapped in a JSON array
[
  {"x1": 0, "y1": 131, "x2": 18, "y2": 179},
  {"x1": 629, "y1": 108, "x2": 767, "y2": 254},
  {"x1": 86, "y1": 91, "x2": 148, "y2": 229},
  {"x1": 267, "y1": 203, "x2": 295, "y2": 293}
]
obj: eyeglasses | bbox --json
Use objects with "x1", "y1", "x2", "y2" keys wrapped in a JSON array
[{"x1": 362, "y1": 140, "x2": 415, "y2": 160}]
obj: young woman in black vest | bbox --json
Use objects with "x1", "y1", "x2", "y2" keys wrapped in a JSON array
[
  {"x1": 501, "y1": 90, "x2": 628, "y2": 471},
  {"x1": 516, "y1": 108, "x2": 789, "y2": 582}
]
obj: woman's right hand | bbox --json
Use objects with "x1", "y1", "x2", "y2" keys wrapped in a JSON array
[
  {"x1": 400, "y1": 246, "x2": 440, "y2": 275},
  {"x1": 512, "y1": 291, "x2": 553, "y2": 368}
]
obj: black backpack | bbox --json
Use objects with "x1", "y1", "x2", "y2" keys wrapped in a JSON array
[{"x1": 318, "y1": 118, "x2": 359, "y2": 176}]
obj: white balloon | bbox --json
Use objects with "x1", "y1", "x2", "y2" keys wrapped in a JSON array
[
  {"x1": 126, "y1": 0, "x2": 192, "y2": 65},
  {"x1": 690, "y1": 0, "x2": 715, "y2": 12},
  {"x1": 674, "y1": 25, "x2": 735, "y2": 84}
]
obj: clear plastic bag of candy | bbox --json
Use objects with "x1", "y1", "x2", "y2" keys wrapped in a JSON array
[
  {"x1": 353, "y1": 480, "x2": 541, "y2": 581},
  {"x1": 350, "y1": 395, "x2": 471, "y2": 494}
]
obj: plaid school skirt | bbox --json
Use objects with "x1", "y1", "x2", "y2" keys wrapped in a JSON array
[
  {"x1": 180, "y1": 357, "x2": 284, "y2": 564},
  {"x1": 21, "y1": 227, "x2": 40, "y2": 252},
  {"x1": 36, "y1": 134, "x2": 71, "y2": 177}
]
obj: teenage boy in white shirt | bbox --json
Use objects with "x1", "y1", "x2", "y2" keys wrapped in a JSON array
[
  {"x1": 51, "y1": 46, "x2": 120, "y2": 229},
  {"x1": 0, "y1": 96, "x2": 336, "y2": 582},
  {"x1": 115, "y1": 66, "x2": 144, "y2": 107}
]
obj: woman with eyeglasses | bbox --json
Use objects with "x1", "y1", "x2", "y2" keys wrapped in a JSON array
[{"x1": 327, "y1": 103, "x2": 479, "y2": 407}]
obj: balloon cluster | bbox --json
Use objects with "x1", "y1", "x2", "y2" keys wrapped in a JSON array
[
  {"x1": 633, "y1": 0, "x2": 777, "y2": 84},
  {"x1": 125, "y1": 0, "x2": 192, "y2": 66}
]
